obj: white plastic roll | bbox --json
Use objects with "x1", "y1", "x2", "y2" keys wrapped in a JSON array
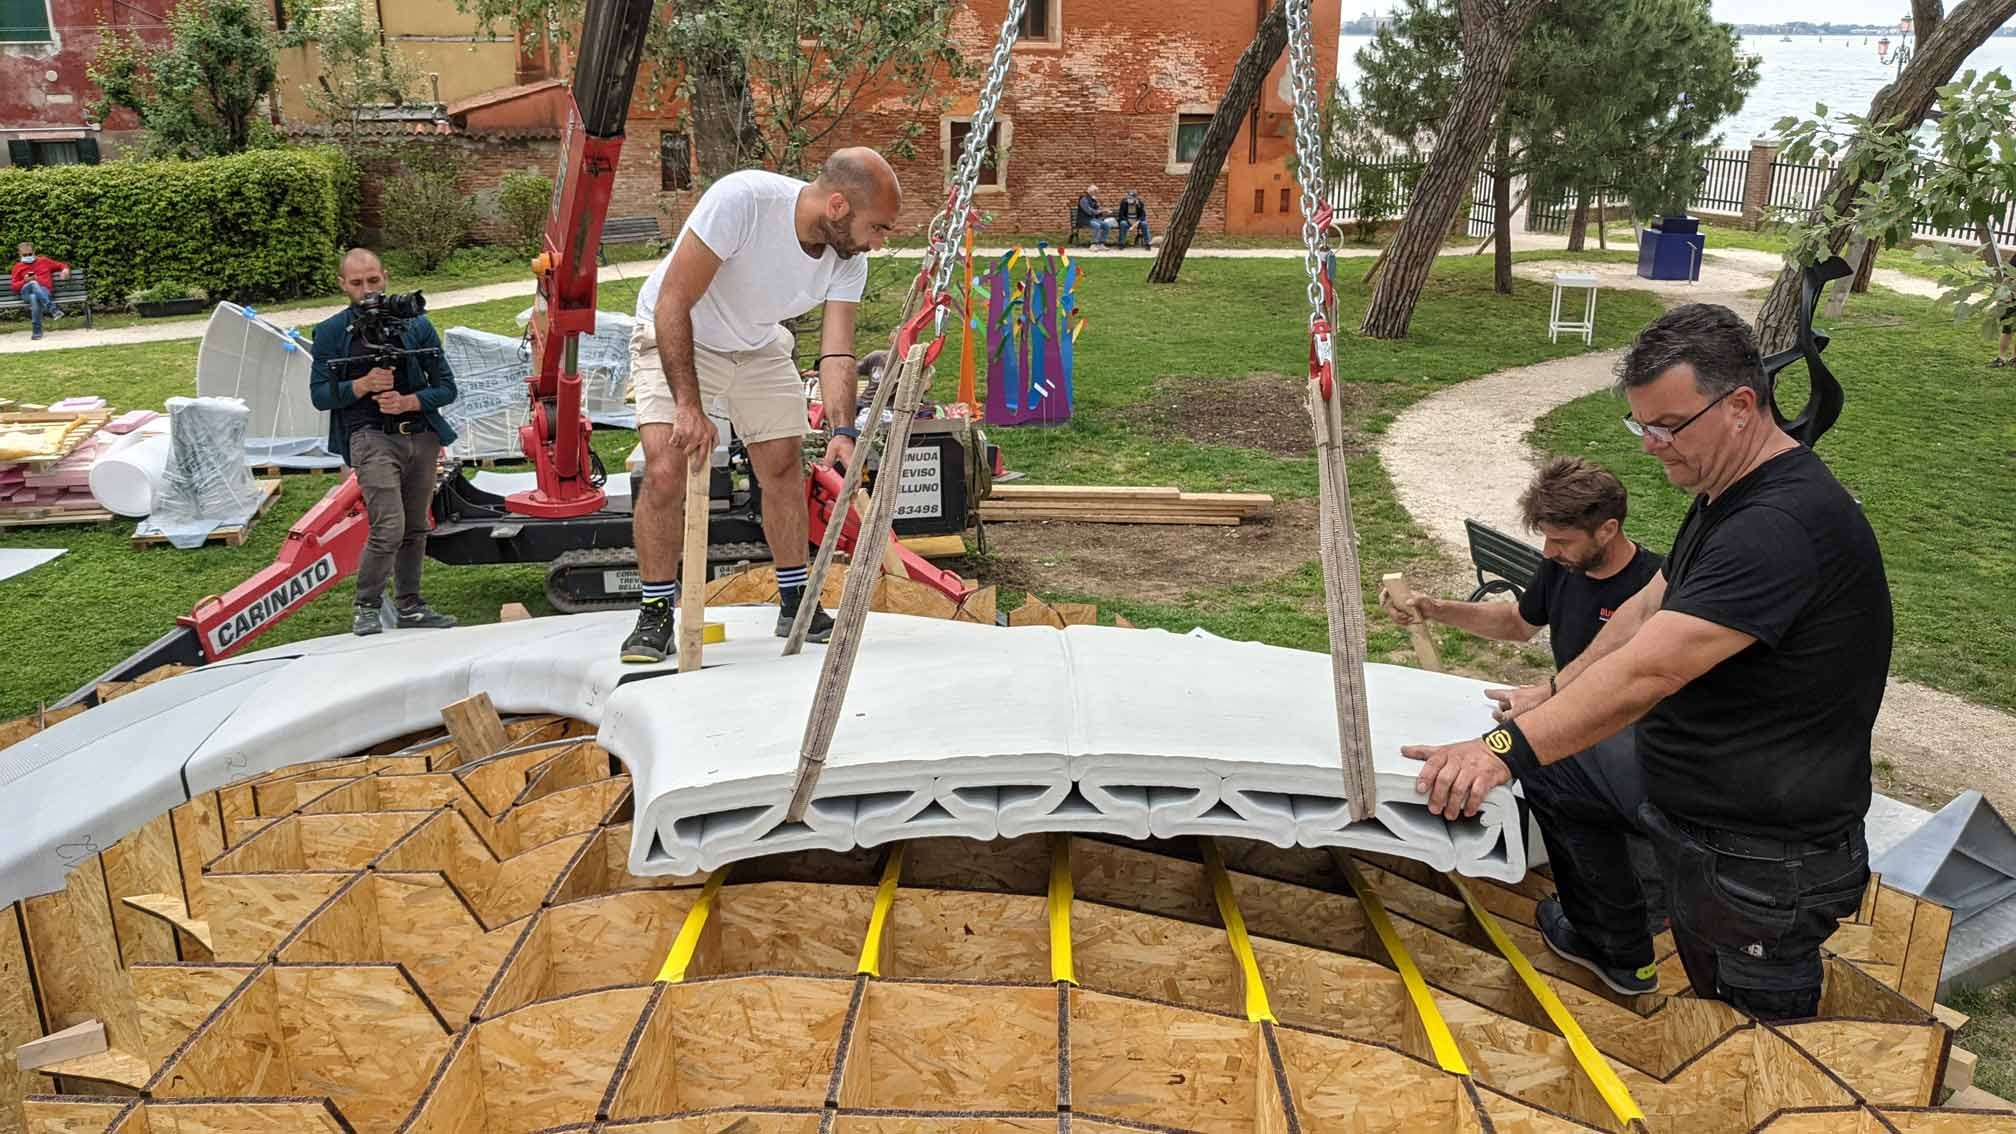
[{"x1": 88, "y1": 428, "x2": 172, "y2": 517}]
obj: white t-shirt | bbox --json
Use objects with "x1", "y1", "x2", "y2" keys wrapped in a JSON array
[{"x1": 634, "y1": 169, "x2": 869, "y2": 353}]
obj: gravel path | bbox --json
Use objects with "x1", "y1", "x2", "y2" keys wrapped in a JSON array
[{"x1": 1381, "y1": 252, "x2": 2016, "y2": 814}]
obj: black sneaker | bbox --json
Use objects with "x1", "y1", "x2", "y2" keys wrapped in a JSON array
[
  {"x1": 776, "y1": 590, "x2": 834, "y2": 644},
  {"x1": 394, "y1": 600, "x2": 456, "y2": 629},
  {"x1": 1536, "y1": 897, "x2": 1658, "y2": 996},
  {"x1": 622, "y1": 597, "x2": 675, "y2": 663},
  {"x1": 353, "y1": 604, "x2": 383, "y2": 636},
  {"x1": 47, "y1": 306, "x2": 63, "y2": 321}
]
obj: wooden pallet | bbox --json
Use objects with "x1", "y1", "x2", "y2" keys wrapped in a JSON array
[
  {"x1": 0, "y1": 502, "x2": 118, "y2": 529},
  {"x1": 131, "y1": 479, "x2": 282, "y2": 549}
]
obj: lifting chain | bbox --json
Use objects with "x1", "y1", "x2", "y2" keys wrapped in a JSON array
[
  {"x1": 924, "y1": 0, "x2": 1028, "y2": 313},
  {"x1": 1284, "y1": 0, "x2": 1338, "y2": 398}
]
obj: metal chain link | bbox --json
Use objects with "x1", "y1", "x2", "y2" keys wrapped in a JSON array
[
  {"x1": 927, "y1": 0, "x2": 1029, "y2": 304},
  {"x1": 1284, "y1": 0, "x2": 1330, "y2": 323}
]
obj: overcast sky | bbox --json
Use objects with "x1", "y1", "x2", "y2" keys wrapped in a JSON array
[{"x1": 1708, "y1": 1, "x2": 1996, "y2": 25}]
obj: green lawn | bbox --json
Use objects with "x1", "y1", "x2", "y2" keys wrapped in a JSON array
[
  {"x1": 1531, "y1": 288, "x2": 2016, "y2": 714},
  {"x1": 0, "y1": 252, "x2": 1661, "y2": 717},
  {"x1": 1602, "y1": 219, "x2": 1954, "y2": 284}
]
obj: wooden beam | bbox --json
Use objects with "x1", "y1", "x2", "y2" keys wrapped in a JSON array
[
  {"x1": 1946, "y1": 1045, "x2": 1979, "y2": 1094},
  {"x1": 15, "y1": 1020, "x2": 105, "y2": 1072},
  {"x1": 119, "y1": 893, "x2": 214, "y2": 952},
  {"x1": 1379, "y1": 573, "x2": 1442, "y2": 672},
  {"x1": 680, "y1": 452, "x2": 710, "y2": 673},
  {"x1": 498, "y1": 602, "x2": 532, "y2": 622},
  {"x1": 1308, "y1": 377, "x2": 1377, "y2": 823},
  {"x1": 439, "y1": 693, "x2": 509, "y2": 765}
]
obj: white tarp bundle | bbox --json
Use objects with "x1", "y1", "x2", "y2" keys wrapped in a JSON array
[
  {"x1": 440, "y1": 313, "x2": 637, "y2": 461},
  {"x1": 195, "y1": 302, "x2": 338, "y2": 468},
  {"x1": 141, "y1": 397, "x2": 267, "y2": 549}
]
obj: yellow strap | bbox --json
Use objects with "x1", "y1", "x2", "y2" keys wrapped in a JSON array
[
  {"x1": 655, "y1": 867, "x2": 728, "y2": 983},
  {"x1": 1448, "y1": 875, "x2": 1646, "y2": 1126},
  {"x1": 1200, "y1": 838, "x2": 1276, "y2": 1023},
  {"x1": 1048, "y1": 834, "x2": 1076, "y2": 985},
  {"x1": 1336, "y1": 855, "x2": 1470, "y2": 1076},
  {"x1": 856, "y1": 845, "x2": 907, "y2": 976}
]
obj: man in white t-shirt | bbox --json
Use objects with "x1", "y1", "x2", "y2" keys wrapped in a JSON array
[{"x1": 621, "y1": 147, "x2": 901, "y2": 663}]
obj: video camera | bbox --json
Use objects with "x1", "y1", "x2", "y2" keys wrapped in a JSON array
[{"x1": 334, "y1": 289, "x2": 441, "y2": 379}]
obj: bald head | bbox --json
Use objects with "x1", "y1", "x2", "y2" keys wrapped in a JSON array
[
  {"x1": 806, "y1": 147, "x2": 902, "y2": 260},
  {"x1": 338, "y1": 247, "x2": 388, "y2": 302}
]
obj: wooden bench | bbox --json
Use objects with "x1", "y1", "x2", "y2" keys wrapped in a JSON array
[
  {"x1": 599, "y1": 216, "x2": 666, "y2": 264},
  {"x1": 1464, "y1": 518, "x2": 1544, "y2": 601},
  {"x1": 0, "y1": 267, "x2": 94, "y2": 329}
]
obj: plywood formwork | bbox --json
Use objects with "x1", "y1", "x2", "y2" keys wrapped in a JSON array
[{"x1": 0, "y1": 703, "x2": 1989, "y2": 1134}]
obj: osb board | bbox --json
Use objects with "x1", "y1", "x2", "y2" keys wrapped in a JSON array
[
  {"x1": 291, "y1": 777, "x2": 384, "y2": 815},
  {"x1": 1071, "y1": 900, "x2": 1242, "y2": 1015},
  {"x1": 224, "y1": 819, "x2": 276, "y2": 846},
  {"x1": 150, "y1": 967, "x2": 292, "y2": 1099},
  {"x1": 578, "y1": 824, "x2": 704, "y2": 898},
  {"x1": 440, "y1": 694, "x2": 512, "y2": 770},
  {"x1": 373, "y1": 778, "x2": 517, "y2": 859},
  {"x1": 273, "y1": 875, "x2": 379, "y2": 966},
  {"x1": 1775, "y1": 1019, "x2": 1943, "y2": 1107},
  {"x1": 1070, "y1": 990, "x2": 1258, "y2": 1132},
  {"x1": 901, "y1": 836, "x2": 1049, "y2": 895},
  {"x1": 204, "y1": 820, "x2": 303, "y2": 875},
  {"x1": 1249, "y1": 942, "x2": 1412, "y2": 1053},
  {"x1": 251, "y1": 774, "x2": 361, "y2": 817},
  {"x1": 371, "y1": 873, "x2": 520, "y2": 1022},
  {"x1": 608, "y1": 977, "x2": 849, "y2": 1117},
  {"x1": 840, "y1": 982, "x2": 1058, "y2": 1111},
  {"x1": 516, "y1": 743, "x2": 612, "y2": 805},
  {"x1": 1432, "y1": 991, "x2": 1610, "y2": 1129},
  {"x1": 607, "y1": 1117, "x2": 822, "y2": 1133},
  {"x1": 710, "y1": 883, "x2": 877, "y2": 979},
  {"x1": 1229, "y1": 870, "x2": 1374, "y2": 956},
  {"x1": 1899, "y1": 899, "x2": 1954, "y2": 1012},
  {"x1": 472, "y1": 986, "x2": 653, "y2": 1132},
  {"x1": 274, "y1": 964, "x2": 452, "y2": 1131},
  {"x1": 1272, "y1": 1024, "x2": 1468, "y2": 1134},
  {"x1": 506, "y1": 779, "x2": 629, "y2": 850},
  {"x1": 396, "y1": 1031, "x2": 483, "y2": 1134},
  {"x1": 1217, "y1": 838, "x2": 1351, "y2": 891},
  {"x1": 127, "y1": 1098, "x2": 352, "y2": 1131},
  {"x1": 17, "y1": 1096, "x2": 129, "y2": 1131},
  {"x1": 880, "y1": 889, "x2": 1050, "y2": 983},
  {"x1": 129, "y1": 965, "x2": 255, "y2": 1067},
  {"x1": 460, "y1": 745, "x2": 582, "y2": 816},
  {"x1": 1750, "y1": 1110, "x2": 1894, "y2": 1134},
  {"x1": 169, "y1": 796, "x2": 225, "y2": 920},
  {"x1": 101, "y1": 815, "x2": 184, "y2": 966},
  {"x1": 213, "y1": 787, "x2": 255, "y2": 844},
  {"x1": 537, "y1": 890, "x2": 699, "y2": 1001},
  {"x1": 1743, "y1": 1025, "x2": 1860, "y2": 1130},
  {"x1": 294, "y1": 812, "x2": 430, "y2": 870},
  {"x1": 870, "y1": 575, "x2": 961, "y2": 620},
  {"x1": 21, "y1": 855, "x2": 143, "y2": 1054},
  {"x1": 373, "y1": 811, "x2": 491, "y2": 899},
  {"x1": 830, "y1": 1115, "x2": 1054, "y2": 1132},
  {"x1": 481, "y1": 834, "x2": 591, "y2": 925},
  {"x1": 1346, "y1": 860, "x2": 1476, "y2": 940},
  {"x1": 477, "y1": 911, "x2": 551, "y2": 1019},
  {"x1": 1071, "y1": 840, "x2": 1217, "y2": 925},
  {"x1": 1821, "y1": 955, "x2": 1929, "y2": 1023},
  {"x1": 1882, "y1": 1108, "x2": 2016, "y2": 1131},
  {"x1": 204, "y1": 873, "x2": 353, "y2": 962},
  {"x1": 1870, "y1": 884, "x2": 1921, "y2": 966},
  {"x1": 1469, "y1": 1083, "x2": 1612, "y2": 1133},
  {"x1": 1575, "y1": 986, "x2": 1742, "y2": 1081},
  {"x1": 1, "y1": 905, "x2": 56, "y2": 1134}
]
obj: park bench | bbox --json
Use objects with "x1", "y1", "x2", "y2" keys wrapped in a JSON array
[
  {"x1": 599, "y1": 216, "x2": 667, "y2": 264},
  {"x1": 0, "y1": 267, "x2": 95, "y2": 329},
  {"x1": 1464, "y1": 517, "x2": 1544, "y2": 601}
]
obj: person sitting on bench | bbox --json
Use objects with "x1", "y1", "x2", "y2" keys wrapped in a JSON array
[
  {"x1": 1077, "y1": 185, "x2": 1116, "y2": 248},
  {"x1": 1115, "y1": 190, "x2": 1152, "y2": 249},
  {"x1": 10, "y1": 242, "x2": 69, "y2": 341}
]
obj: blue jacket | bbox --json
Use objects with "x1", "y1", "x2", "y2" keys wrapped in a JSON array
[{"x1": 307, "y1": 307, "x2": 459, "y2": 462}]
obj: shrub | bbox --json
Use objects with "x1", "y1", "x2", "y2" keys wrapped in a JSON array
[
  {"x1": 131, "y1": 280, "x2": 207, "y2": 304},
  {"x1": 496, "y1": 172, "x2": 553, "y2": 249},
  {"x1": 381, "y1": 167, "x2": 475, "y2": 272},
  {"x1": 0, "y1": 148, "x2": 342, "y2": 302}
]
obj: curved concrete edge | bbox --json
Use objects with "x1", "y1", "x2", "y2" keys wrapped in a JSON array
[{"x1": 0, "y1": 608, "x2": 1525, "y2": 904}]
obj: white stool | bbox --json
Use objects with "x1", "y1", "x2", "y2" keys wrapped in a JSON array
[{"x1": 1549, "y1": 271, "x2": 1599, "y2": 345}]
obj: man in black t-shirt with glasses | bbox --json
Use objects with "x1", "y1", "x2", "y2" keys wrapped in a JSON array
[
  {"x1": 1402, "y1": 304, "x2": 1893, "y2": 1021},
  {"x1": 1383, "y1": 457, "x2": 1667, "y2": 995}
]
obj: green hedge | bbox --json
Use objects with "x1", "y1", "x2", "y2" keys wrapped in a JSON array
[{"x1": 0, "y1": 147, "x2": 356, "y2": 303}]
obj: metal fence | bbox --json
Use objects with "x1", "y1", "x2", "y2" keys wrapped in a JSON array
[
  {"x1": 1468, "y1": 166, "x2": 1498, "y2": 237},
  {"x1": 1524, "y1": 190, "x2": 1570, "y2": 234},
  {"x1": 1322, "y1": 155, "x2": 1424, "y2": 221},
  {"x1": 1768, "y1": 156, "x2": 2016, "y2": 247},
  {"x1": 1692, "y1": 148, "x2": 1749, "y2": 215}
]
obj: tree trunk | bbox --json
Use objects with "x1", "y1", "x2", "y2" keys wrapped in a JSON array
[
  {"x1": 1492, "y1": 121, "x2": 1513, "y2": 294},
  {"x1": 686, "y1": 33, "x2": 758, "y2": 178},
  {"x1": 1752, "y1": 0, "x2": 2016, "y2": 351},
  {"x1": 1567, "y1": 190, "x2": 1588, "y2": 252},
  {"x1": 1148, "y1": 0, "x2": 1288, "y2": 285},
  {"x1": 1596, "y1": 191, "x2": 1607, "y2": 250},
  {"x1": 1850, "y1": 239, "x2": 1878, "y2": 292},
  {"x1": 1360, "y1": 0, "x2": 1546, "y2": 338}
]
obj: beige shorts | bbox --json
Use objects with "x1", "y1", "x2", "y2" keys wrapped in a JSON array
[{"x1": 630, "y1": 321, "x2": 806, "y2": 443}]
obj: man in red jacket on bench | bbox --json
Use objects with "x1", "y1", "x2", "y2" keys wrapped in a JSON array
[{"x1": 10, "y1": 242, "x2": 70, "y2": 341}]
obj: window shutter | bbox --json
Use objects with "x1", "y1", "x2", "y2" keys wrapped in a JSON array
[
  {"x1": 6, "y1": 140, "x2": 32, "y2": 168},
  {"x1": 77, "y1": 137, "x2": 101, "y2": 165}
]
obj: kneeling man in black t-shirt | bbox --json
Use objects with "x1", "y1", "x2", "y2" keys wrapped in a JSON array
[{"x1": 1402, "y1": 304, "x2": 1892, "y2": 1021}]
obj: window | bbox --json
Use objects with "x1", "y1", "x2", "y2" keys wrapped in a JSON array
[
  {"x1": 6, "y1": 138, "x2": 101, "y2": 168},
  {"x1": 0, "y1": 0, "x2": 51, "y2": 42},
  {"x1": 947, "y1": 118, "x2": 1005, "y2": 190},
  {"x1": 659, "y1": 130, "x2": 692, "y2": 192},
  {"x1": 1015, "y1": 0, "x2": 1059, "y2": 45},
  {"x1": 1172, "y1": 114, "x2": 1211, "y2": 165},
  {"x1": 1280, "y1": 187, "x2": 1291, "y2": 213},
  {"x1": 1252, "y1": 188, "x2": 1265, "y2": 215}
]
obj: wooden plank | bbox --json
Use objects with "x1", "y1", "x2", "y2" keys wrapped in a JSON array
[
  {"x1": 131, "y1": 480, "x2": 281, "y2": 548},
  {"x1": 977, "y1": 509, "x2": 1242, "y2": 526},
  {"x1": 1900, "y1": 897, "x2": 1954, "y2": 1011},
  {"x1": 680, "y1": 454, "x2": 709, "y2": 672},
  {"x1": 1379, "y1": 572, "x2": 1442, "y2": 672},
  {"x1": 897, "y1": 534, "x2": 967, "y2": 559},
  {"x1": 952, "y1": 584, "x2": 997, "y2": 626},
  {"x1": 101, "y1": 816, "x2": 184, "y2": 966},
  {"x1": 1052, "y1": 602, "x2": 1098, "y2": 626},
  {"x1": 1947, "y1": 1045, "x2": 1979, "y2": 1094},
  {"x1": 1006, "y1": 596, "x2": 1066, "y2": 629},
  {"x1": 14, "y1": 1021, "x2": 105, "y2": 1072},
  {"x1": 35, "y1": 1047, "x2": 148, "y2": 1090},
  {"x1": 1935, "y1": 1003, "x2": 1971, "y2": 1032},
  {"x1": 499, "y1": 602, "x2": 532, "y2": 622},
  {"x1": 438, "y1": 693, "x2": 510, "y2": 768},
  {"x1": 473, "y1": 986, "x2": 653, "y2": 1129}
]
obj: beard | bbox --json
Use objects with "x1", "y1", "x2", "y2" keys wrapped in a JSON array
[
  {"x1": 817, "y1": 212, "x2": 866, "y2": 259},
  {"x1": 1558, "y1": 540, "x2": 1607, "y2": 573}
]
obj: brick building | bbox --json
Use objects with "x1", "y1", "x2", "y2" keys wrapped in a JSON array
[{"x1": 0, "y1": 0, "x2": 171, "y2": 166}]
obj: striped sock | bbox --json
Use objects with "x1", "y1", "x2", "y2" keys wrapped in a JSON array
[
  {"x1": 641, "y1": 579, "x2": 679, "y2": 604},
  {"x1": 776, "y1": 565, "x2": 808, "y2": 605}
]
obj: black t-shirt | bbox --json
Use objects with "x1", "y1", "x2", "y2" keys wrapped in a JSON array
[
  {"x1": 334, "y1": 327, "x2": 425, "y2": 439},
  {"x1": 1518, "y1": 543, "x2": 1664, "y2": 669},
  {"x1": 1638, "y1": 445, "x2": 1892, "y2": 841}
]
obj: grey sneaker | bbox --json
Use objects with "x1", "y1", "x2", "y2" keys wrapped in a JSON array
[
  {"x1": 1537, "y1": 897, "x2": 1658, "y2": 996},
  {"x1": 47, "y1": 306, "x2": 63, "y2": 321},
  {"x1": 394, "y1": 600, "x2": 457, "y2": 629},
  {"x1": 776, "y1": 590, "x2": 834, "y2": 643},
  {"x1": 353, "y1": 604, "x2": 383, "y2": 636}
]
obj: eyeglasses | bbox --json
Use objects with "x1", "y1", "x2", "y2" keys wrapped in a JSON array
[{"x1": 1623, "y1": 387, "x2": 1734, "y2": 445}]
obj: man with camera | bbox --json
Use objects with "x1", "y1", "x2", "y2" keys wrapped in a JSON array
[{"x1": 308, "y1": 248, "x2": 461, "y2": 636}]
